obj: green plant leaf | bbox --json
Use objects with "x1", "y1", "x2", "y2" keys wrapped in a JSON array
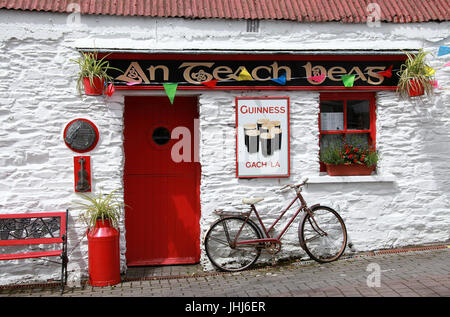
[
  {"x1": 75, "y1": 189, "x2": 124, "y2": 229},
  {"x1": 72, "y1": 51, "x2": 123, "y2": 95}
]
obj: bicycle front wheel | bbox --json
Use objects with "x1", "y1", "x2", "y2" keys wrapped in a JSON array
[
  {"x1": 204, "y1": 217, "x2": 262, "y2": 272},
  {"x1": 299, "y1": 206, "x2": 347, "y2": 263}
]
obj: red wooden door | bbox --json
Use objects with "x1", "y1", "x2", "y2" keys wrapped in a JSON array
[{"x1": 124, "y1": 96, "x2": 200, "y2": 266}]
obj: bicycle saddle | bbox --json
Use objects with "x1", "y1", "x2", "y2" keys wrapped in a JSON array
[{"x1": 242, "y1": 197, "x2": 264, "y2": 205}]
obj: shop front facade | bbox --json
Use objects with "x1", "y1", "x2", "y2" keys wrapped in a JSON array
[{"x1": 0, "y1": 4, "x2": 449, "y2": 285}]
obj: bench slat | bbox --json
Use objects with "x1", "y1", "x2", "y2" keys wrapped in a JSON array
[
  {"x1": 0, "y1": 237, "x2": 63, "y2": 246},
  {"x1": 0, "y1": 250, "x2": 62, "y2": 260}
]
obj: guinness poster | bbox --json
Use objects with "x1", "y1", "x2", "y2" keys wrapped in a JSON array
[{"x1": 236, "y1": 97, "x2": 290, "y2": 178}]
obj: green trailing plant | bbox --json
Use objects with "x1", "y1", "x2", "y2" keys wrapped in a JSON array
[
  {"x1": 72, "y1": 51, "x2": 122, "y2": 94},
  {"x1": 396, "y1": 49, "x2": 435, "y2": 98},
  {"x1": 76, "y1": 189, "x2": 124, "y2": 229},
  {"x1": 320, "y1": 138, "x2": 378, "y2": 167},
  {"x1": 320, "y1": 141, "x2": 345, "y2": 165}
]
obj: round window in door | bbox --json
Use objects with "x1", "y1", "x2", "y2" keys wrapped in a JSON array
[{"x1": 152, "y1": 127, "x2": 171, "y2": 145}]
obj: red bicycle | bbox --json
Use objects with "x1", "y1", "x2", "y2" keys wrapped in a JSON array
[{"x1": 204, "y1": 179, "x2": 347, "y2": 272}]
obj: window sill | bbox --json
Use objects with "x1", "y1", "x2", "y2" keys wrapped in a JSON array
[{"x1": 307, "y1": 173, "x2": 396, "y2": 184}]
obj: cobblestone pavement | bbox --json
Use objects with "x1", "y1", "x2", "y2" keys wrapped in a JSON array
[{"x1": 1, "y1": 247, "x2": 449, "y2": 298}]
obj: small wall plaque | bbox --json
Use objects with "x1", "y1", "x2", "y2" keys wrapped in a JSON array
[
  {"x1": 74, "y1": 156, "x2": 91, "y2": 192},
  {"x1": 64, "y1": 118, "x2": 99, "y2": 153}
]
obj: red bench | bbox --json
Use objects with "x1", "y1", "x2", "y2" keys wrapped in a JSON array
[{"x1": 0, "y1": 210, "x2": 69, "y2": 294}]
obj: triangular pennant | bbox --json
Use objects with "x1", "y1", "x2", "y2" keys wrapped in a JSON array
[
  {"x1": 237, "y1": 67, "x2": 253, "y2": 81},
  {"x1": 163, "y1": 83, "x2": 178, "y2": 104},
  {"x1": 271, "y1": 73, "x2": 286, "y2": 85},
  {"x1": 202, "y1": 79, "x2": 218, "y2": 88},
  {"x1": 106, "y1": 83, "x2": 115, "y2": 97},
  {"x1": 424, "y1": 66, "x2": 435, "y2": 76},
  {"x1": 377, "y1": 65, "x2": 393, "y2": 78},
  {"x1": 431, "y1": 80, "x2": 442, "y2": 89},
  {"x1": 437, "y1": 46, "x2": 450, "y2": 56},
  {"x1": 342, "y1": 74, "x2": 355, "y2": 87},
  {"x1": 308, "y1": 73, "x2": 326, "y2": 83}
]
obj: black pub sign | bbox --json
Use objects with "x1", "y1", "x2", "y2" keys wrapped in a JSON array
[{"x1": 102, "y1": 53, "x2": 406, "y2": 90}]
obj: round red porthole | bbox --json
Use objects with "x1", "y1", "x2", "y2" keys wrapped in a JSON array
[{"x1": 63, "y1": 118, "x2": 99, "y2": 153}]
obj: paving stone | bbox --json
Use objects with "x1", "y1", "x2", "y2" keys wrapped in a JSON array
[{"x1": 0, "y1": 247, "x2": 449, "y2": 298}]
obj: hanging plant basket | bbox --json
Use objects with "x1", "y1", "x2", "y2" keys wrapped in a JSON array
[
  {"x1": 72, "y1": 51, "x2": 122, "y2": 96},
  {"x1": 396, "y1": 49, "x2": 434, "y2": 99},
  {"x1": 325, "y1": 164, "x2": 376, "y2": 176},
  {"x1": 83, "y1": 77, "x2": 105, "y2": 96},
  {"x1": 407, "y1": 79, "x2": 425, "y2": 97}
]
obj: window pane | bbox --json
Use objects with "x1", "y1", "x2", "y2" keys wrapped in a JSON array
[
  {"x1": 320, "y1": 100, "x2": 344, "y2": 131},
  {"x1": 345, "y1": 133, "x2": 370, "y2": 148},
  {"x1": 347, "y1": 100, "x2": 370, "y2": 130},
  {"x1": 320, "y1": 133, "x2": 344, "y2": 150}
]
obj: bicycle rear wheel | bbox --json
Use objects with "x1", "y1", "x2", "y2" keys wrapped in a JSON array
[
  {"x1": 204, "y1": 217, "x2": 262, "y2": 272},
  {"x1": 299, "y1": 206, "x2": 347, "y2": 263}
]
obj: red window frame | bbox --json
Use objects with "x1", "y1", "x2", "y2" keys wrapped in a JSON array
[{"x1": 319, "y1": 92, "x2": 376, "y2": 172}]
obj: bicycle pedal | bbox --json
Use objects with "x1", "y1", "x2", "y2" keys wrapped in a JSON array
[{"x1": 271, "y1": 256, "x2": 277, "y2": 266}]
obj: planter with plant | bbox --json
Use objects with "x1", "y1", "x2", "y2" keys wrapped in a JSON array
[
  {"x1": 73, "y1": 52, "x2": 122, "y2": 96},
  {"x1": 396, "y1": 49, "x2": 435, "y2": 98},
  {"x1": 320, "y1": 139, "x2": 378, "y2": 176},
  {"x1": 77, "y1": 189, "x2": 123, "y2": 286}
]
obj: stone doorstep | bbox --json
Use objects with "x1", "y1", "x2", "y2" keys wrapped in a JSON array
[{"x1": 0, "y1": 243, "x2": 448, "y2": 293}]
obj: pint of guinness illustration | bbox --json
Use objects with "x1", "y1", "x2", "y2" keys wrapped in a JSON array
[
  {"x1": 243, "y1": 123, "x2": 257, "y2": 149},
  {"x1": 270, "y1": 120, "x2": 281, "y2": 129},
  {"x1": 257, "y1": 119, "x2": 270, "y2": 133},
  {"x1": 261, "y1": 123, "x2": 275, "y2": 135},
  {"x1": 260, "y1": 132, "x2": 275, "y2": 156},
  {"x1": 272, "y1": 127, "x2": 282, "y2": 150},
  {"x1": 245, "y1": 129, "x2": 260, "y2": 153}
]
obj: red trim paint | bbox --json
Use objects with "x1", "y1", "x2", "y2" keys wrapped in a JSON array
[
  {"x1": 115, "y1": 85, "x2": 398, "y2": 91},
  {"x1": 319, "y1": 92, "x2": 377, "y2": 172},
  {"x1": 99, "y1": 52, "x2": 407, "y2": 62}
]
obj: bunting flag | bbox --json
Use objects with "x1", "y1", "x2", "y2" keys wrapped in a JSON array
[
  {"x1": 271, "y1": 73, "x2": 286, "y2": 85},
  {"x1": 308, "y1": 73, "x2": 326, "y2": 82},
  {"x1": 237, "y1": 67, "x2": 253, "y2": 81},
  {"x1": 377, "y1": 65, "x2": 393, "y2": 78},
  {"x1": 341, "y1": 74, "x2": 355, "y2": 87},
  {"x1": 202, "y1": 79, "x2": 218, "y2": 88},
  {"x1": 437, "y1": 46, "x2": 450, "y2": 56},
  {"x1": 106, "y1": 83, "x2": 115, "y2": 97},
  {"x1": 431, "y1": 80, "x2": 442, "y2": 89},
  {"x1": 163, "y1": 83, "x2": 178, "y2": 104},
  {"x1": 425, "y1": 66, "x2": 436, "y2": 76}
]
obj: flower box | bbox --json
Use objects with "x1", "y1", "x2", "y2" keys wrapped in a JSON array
[{"x1": 325, "y1": 163, "x2": 376, "y2": 176}]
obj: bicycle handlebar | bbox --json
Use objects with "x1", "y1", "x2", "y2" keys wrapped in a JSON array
[{"x1": 278, "y1": 178, "x2": 309, "y2": 191}]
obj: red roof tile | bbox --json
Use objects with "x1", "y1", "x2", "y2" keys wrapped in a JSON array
[{"x1": 0, "y1": 0, "x2": 449, "y2": 23}]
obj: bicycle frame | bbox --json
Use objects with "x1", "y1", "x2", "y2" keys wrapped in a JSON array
[{"x1": 233, "y1": 190, "x2": 313, "y2": 247}]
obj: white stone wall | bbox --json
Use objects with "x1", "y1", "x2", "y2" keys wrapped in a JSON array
[{"x1": 0, "y1": 9, "x2": 449, "y2": 285}]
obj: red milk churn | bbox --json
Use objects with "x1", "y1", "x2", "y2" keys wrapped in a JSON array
[{"x1": 87, "y1": 219, "x2": 121, "y2": 286}]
